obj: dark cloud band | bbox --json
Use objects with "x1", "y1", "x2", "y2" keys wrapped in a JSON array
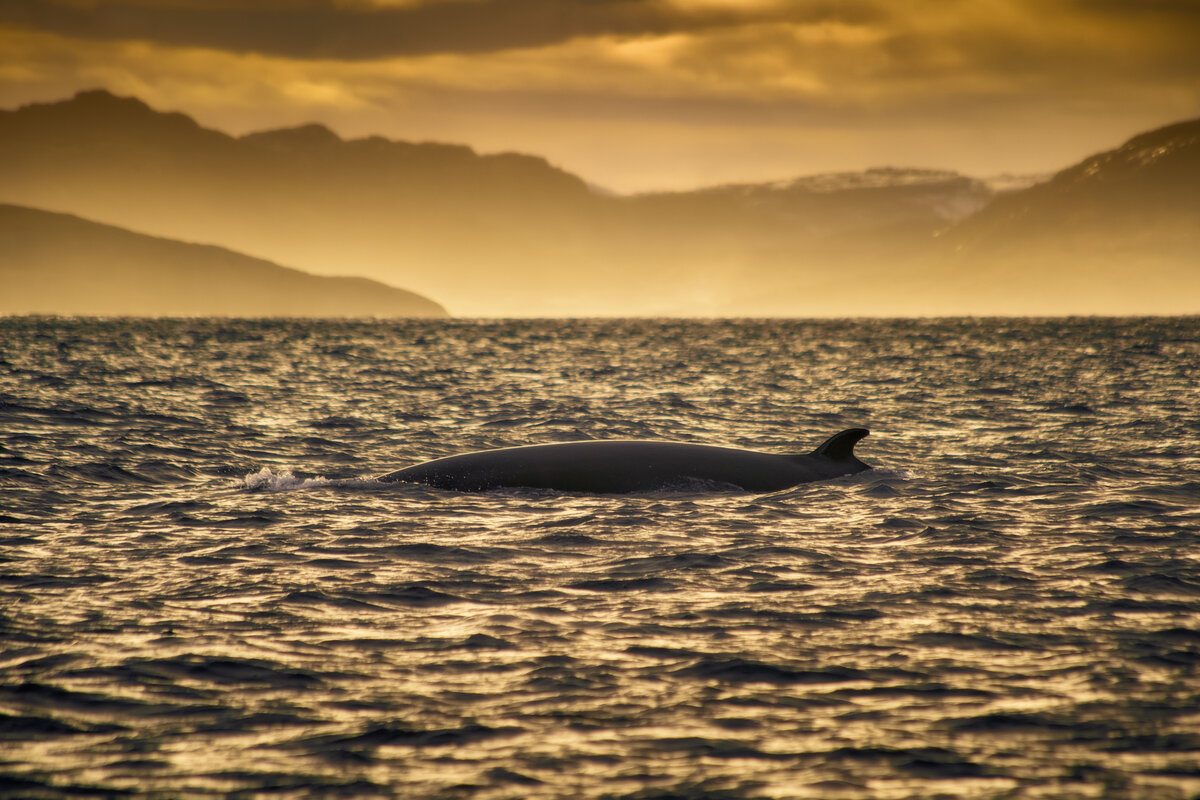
[{"x1": 0, "y1": 0, "x2": 764, "y2": 59}]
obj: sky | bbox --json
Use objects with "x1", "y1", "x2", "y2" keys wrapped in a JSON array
[{"x1": 1, "y1": 0, "x2": 1198, "y2": 193}]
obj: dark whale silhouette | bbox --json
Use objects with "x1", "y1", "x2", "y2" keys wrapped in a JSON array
[{"x1": 377, "y1": 428, "x2": 870, "y2": 493}]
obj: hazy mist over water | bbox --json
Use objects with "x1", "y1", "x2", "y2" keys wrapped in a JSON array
[{"x1": 2, "y1": 316, "x2": 1199, "y2": 799}]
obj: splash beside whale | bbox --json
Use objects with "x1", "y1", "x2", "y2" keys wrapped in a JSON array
[{"x1": 377, "y1": 428, "x2": 871, "y2": 494}]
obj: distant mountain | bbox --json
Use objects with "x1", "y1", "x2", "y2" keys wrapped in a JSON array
[
  {"x1": 915, "y1": 119, "x2": 1200, "y2": 314},
  {"x1": 686, "y1": 167, "x2": 993, "y2": 226},
  {"x1": 1, "y1": 89, "x2": 1196, "y2": 315},
  {"x1": 629, "y1": 167, "x2": 992, "y2": 246},
  {"x1": 0, "y1": 90, "x2": 604, "y2": 316},
  {"x1": 947, "y1": 118, "x2": 1200, "y2": 249},
  {"x1": 726, "y1": 119, "x2": 1200, "y2": 316},
  {"x1": 0, "y1": 204, "x2": 448, "y2": 317},
  {"x1": 0, "y1": 90, "x2": 997, "y2": 316}
]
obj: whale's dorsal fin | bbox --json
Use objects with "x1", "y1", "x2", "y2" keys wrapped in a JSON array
[{"x1": 810, "y1": 428, "x2": 869, "y2": 460}]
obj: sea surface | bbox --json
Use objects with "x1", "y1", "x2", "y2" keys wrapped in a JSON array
[{"x1": 1, "y1": 316, "x2": 1199, "y2": 800}]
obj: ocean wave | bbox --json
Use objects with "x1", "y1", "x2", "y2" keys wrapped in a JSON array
[{"x1": 3, "y1": 316, "x2": 1199, "y2": 799}]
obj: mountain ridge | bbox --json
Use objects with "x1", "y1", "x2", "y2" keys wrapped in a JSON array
[
  {"x1": 0, "y1": 203, "x2": 449, "y2": 317},
  {"x1": 2, "y1": 89, "x2": 1197, "y2": 316}
]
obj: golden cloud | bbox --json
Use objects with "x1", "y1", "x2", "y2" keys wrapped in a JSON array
[{"x1": 2, "y1": 0, "x2": 1197, "y2": 191}]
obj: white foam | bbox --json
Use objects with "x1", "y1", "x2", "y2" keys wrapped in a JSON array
[{"x1": 239, "y1": 467, "x2": 337, "y2": 493}]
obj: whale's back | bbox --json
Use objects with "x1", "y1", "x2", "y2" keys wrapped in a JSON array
[{"x1": 379, "y1": 430, "x2": 871, "y2": 493}]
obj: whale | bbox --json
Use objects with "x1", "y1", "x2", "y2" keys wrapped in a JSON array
[{"x1": 377, "y1": 428, "x2": 871, "y2": 494}]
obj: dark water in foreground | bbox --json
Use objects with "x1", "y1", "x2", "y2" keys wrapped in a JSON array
[{"x1": 1, "y1": 317, "x2": 1199, "y2": 800}]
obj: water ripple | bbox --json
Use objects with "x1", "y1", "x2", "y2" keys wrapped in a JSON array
[{"x1": 1, "y1": 316, "x2": 1198, "y2": 798}]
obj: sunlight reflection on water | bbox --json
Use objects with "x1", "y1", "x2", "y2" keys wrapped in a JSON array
[{"x1": 0, "y1": 317, "x2": 1198, "y2": 798}]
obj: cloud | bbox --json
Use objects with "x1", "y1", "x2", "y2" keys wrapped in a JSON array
[
  {"x1": 5, "y1": 0, "x2": 1197, "y2": 119},
  {"x1": 5, "y1": 0, "x2": 1198, "y2": 111},
  {"x1": 2, "y1": 0, "x2": 1197, "y2": 192},
  {"x1": 3, "y1": 0, "x2": 1198, "y2": 72},
  {"x1": 0, "y1": 0, "x2": 749, "y2": 59}
]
